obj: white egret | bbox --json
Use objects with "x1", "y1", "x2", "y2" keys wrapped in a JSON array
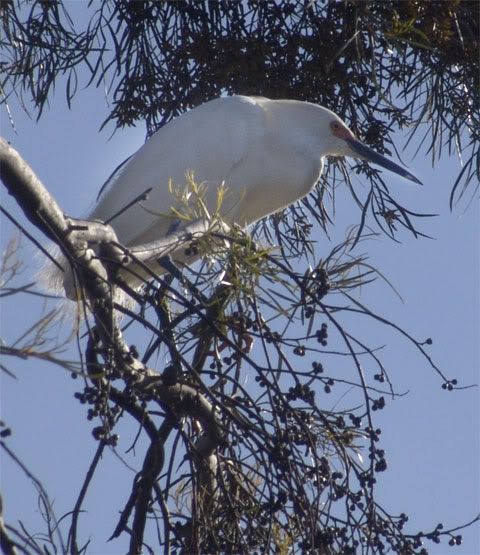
[{"x1": 55, "y1": 95, "x2": 421, "y2": 297}]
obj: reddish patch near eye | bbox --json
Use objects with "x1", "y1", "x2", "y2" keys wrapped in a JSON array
[{"x1": 330, "y1": 121, "x2": 355, "y2": 141}]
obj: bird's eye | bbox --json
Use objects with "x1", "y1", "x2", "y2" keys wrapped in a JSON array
[{"x1": 331, "y1": 122, "x2": 340, "y2": 130}]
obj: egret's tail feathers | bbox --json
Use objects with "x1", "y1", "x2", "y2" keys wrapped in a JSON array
[
  {"x1": 38, "y1": 244, "x2": 70, "y2": 298},
  {"x1": 39, "y1": 244, "x2": 142, "y2": 311}
]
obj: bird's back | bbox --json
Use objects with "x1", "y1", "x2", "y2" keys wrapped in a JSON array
[{"x1": 91, "y1": 96, "x2": 267, "y2": 245}]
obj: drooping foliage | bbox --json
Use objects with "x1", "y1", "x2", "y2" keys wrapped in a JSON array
[{"x1": 2, "y1": 0, "x2": 478, "y2": 205}]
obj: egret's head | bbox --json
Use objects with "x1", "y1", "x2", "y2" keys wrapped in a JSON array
[{"x1": 325, "y1": 115, "x2": 422, "y2": 185}]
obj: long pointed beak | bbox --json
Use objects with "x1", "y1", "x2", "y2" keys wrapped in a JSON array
[{"x1": 345, "y1": 138, "x2": 422, "y2": 185}]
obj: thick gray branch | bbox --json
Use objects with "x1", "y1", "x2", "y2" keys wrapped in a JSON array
[
  {"x1": 0, "y1": 138, "x2": 69, "y2": 242},
  {"x1": 1, "y1": 138, "x2": 223, "y2": 549}
]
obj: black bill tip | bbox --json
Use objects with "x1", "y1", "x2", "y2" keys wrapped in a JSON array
[{"x1": 346, "y1": 138, "x2": 422, "y2": 186}]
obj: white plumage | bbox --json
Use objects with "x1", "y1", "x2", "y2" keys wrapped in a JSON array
[{"x1": 55, "y1": 95, "x2": 420, "y2": 297}]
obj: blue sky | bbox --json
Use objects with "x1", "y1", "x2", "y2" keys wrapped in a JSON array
[{"x1": 1, "y1": 9, "x2": 479, "y2": 555}]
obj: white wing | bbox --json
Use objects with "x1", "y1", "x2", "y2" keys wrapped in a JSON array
[{"x1": 91, "y1": 96, "x2": 266, "y2": 246}]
